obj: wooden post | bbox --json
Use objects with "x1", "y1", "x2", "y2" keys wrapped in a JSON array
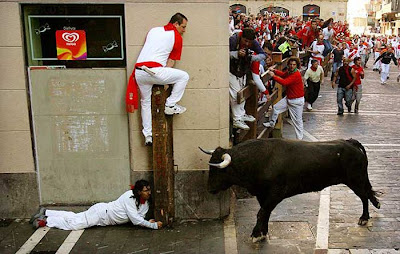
[
  {"x1": 243, "y1": 79, "x2": 258, "y2": 141},
  {"x1": 151, "y1": 85, "x2": 174, "y2": 227},
  {"x1": 271, "y1": 52, "x2": 283, "y2": 138}
]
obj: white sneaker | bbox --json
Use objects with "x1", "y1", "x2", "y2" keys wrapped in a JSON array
[
  {"x1": 307, "y1": 103, "x2": 313, "y2": 111},
  {"x1": 233, "y1": 120, "x2": 250, "y2": 130},
  {"x1": 241, "y1": 114, "x2": 256, "y2": 122},
  {"x1": 145, "y1": 136, "x2": 152, "y2": 146},
  {"x1": 263, "y1": 121, "x2": 275, "y2": 128},
  {"x1": 164, "y1": 104, "x2": 187, "y2": 115}
]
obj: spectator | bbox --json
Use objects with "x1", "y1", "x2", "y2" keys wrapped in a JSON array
[{"x1": 229, "y1": 28, "x2": 266, "y2": 130}]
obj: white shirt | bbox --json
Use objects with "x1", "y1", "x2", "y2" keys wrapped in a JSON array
[
  {"x1": 137, "y1": 26, "x2": 176, "y2": 67},
  {"x1": 304, "y1": 65, "x2": 324, "y2": 82},
  {"x1": 311, "y1": 40, "x2": 325, "y2": 59},
  {"x1": 322, "y1": 27, "x2": 334, "y2": 40},
  {"x1": 106, "y1": 190, "x2": 157, "y2": 229}
]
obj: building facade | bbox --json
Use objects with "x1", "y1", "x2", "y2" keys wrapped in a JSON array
[
  {"x1": 374, "y1": 0, "x2": 400, "y2": 35},
  {"x1": 230, "y1": 0, "x2": 348, "y2": 21},
  {"x1": 0, "y1": 1, "x2": 230, "y2": 219}
]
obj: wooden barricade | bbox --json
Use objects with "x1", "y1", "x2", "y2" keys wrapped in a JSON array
[{"x1": 151, "y1": 85, "x2": 174, "y2": 227}]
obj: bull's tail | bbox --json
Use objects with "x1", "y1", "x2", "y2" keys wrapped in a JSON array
[
  {"x1": 346, "y1": 139, "x2": 381, "y2": 209},
  {"x1": 346, "y1": 138, "x2": 367, "y2": 157}
]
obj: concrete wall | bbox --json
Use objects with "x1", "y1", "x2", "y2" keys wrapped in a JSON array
[
  {"x1": 126, "y1": 1, "x2": 230, "y2": 219},
  {"x1": 230, "y1": 0, "x2": 348, "y2": 22},
  {"x1": 0, "y1": 0, "x2": 230, "y2": 219},
  {"x1": 0, "y1": 2, "x2": 39, "y2": 217}
]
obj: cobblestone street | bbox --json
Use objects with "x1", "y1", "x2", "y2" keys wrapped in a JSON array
[{"x1": 234, "y1": 63, "x2": 400, "y2": 253}]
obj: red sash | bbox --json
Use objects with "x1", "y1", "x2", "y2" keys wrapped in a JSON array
[{"x1": 125, "y1": 61, "x2": 162, "y2": 113}]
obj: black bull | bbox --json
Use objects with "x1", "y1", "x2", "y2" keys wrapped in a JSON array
[{"x1": 200, "y1": 138, "x2": 380, "y2": 242}]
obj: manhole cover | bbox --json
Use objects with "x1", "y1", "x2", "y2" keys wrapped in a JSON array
[{"x1": 269, "y1": 221, "x2": 314, "y2": 240}]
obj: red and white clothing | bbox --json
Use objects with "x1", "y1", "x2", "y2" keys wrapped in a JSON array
[
  {"x1": 268, "y1": 69, "x2": 305, "y2": 140},
  {"x1": 45, "y1": 191, "x2": 158, "y2": 231},
  {"x1": 130, "y1": 23, "x2": 189, "y2": 138},
  {"x1": 309, "y1": 40, "x2": 325, "y2": 68},
  {"x1": 344, "y1": 48, "x2": 359, "y2": 66}
]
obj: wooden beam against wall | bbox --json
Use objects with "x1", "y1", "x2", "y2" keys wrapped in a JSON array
[{"x1": 151, "y1": 85, "x2": 174, "y2": 227}]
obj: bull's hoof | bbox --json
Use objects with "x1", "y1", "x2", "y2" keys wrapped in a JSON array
[
  {"x1": 252, "y1": 234, "x2": 267, "y2": 243},
  {"x1": 376, "y1": 202, "x2": 381, "y2": 209},
  {"x1": 358, "y1": 218, "x2": 369, "y2": 226}
]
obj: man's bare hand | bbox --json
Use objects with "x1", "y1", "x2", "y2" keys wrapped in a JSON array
[
  {"x1": 157, "y1": 221, "x2": 163, "y2": 229},
  {"x1": 238, "y1": 49, "x2": 246, "y2": 57}
]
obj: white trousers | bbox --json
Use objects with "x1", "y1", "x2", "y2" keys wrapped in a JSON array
[
  {"x1": 136, "y1": 67, "x2": 189, "y2": 138},
  {"x1": 270, "y1": 96, "x2": 305, "y2": 140},
  {"x1": 46, "y1": 203, "x2": 111, "y2": 231},
  {"x1": 229, "y1": 73, "x2": 246, "y2": 121},
  {"x1": 374, "y1": 52, "x2": 381, "y2": 69},
  {"x1": 381, "y1": 63, "x2": 390, "y2": 83}
]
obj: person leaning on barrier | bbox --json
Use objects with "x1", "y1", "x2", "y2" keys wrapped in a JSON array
[
  {"x1": 126, "y1": 13, "x2": 189, "y2": 146},
  {"x1": 332, "y1": 58, "x2": 355, "y2": 115},
  {"x1": 229, "y1": 28, "x2": 266, "y2": 130},
  {"x1": 263, "y1": 57, "x2": 305, "y2": 140},
  {"x1": 30, "y1": 179, "x2": 163, "y2": 231}
]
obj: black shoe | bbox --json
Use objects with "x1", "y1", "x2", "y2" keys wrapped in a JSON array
[{"x1": 337, "y1": 112, "x2": 343, "y2": 115}]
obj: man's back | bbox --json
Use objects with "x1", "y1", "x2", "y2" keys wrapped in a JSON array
[{"x1": 137, "y1": 26, "x2": 175, "y2": 67}]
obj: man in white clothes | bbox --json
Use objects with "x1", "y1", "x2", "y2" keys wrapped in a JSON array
[
  {"x1": 322, "y1": 23, "x2": 335, "y2": 56},
  {"x1": 309, "y1": 35, "x2": 325, "y2": 68},
  {"x1": 344, "y1": 43, "x2": 359, "y2": 66},
  {"x1": 126, "y1": 13, "x2": 189, "y2": 146},
  {"x1": 30, "y1": 180, "x2": 162, "y2": 231}
]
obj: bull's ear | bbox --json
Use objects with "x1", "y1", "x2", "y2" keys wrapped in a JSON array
[{"x1": 198, "y1": 147, "x2": 214, "y2": 155}]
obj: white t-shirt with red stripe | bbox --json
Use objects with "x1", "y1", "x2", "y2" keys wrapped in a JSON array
[{"x1": 136, "y1": 26, "x2": 182, "y2": 67}]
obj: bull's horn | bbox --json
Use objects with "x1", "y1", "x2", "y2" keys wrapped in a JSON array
[
  {"x1": 208, "y1": 153, "x2": 231, "y2": 169},
  {"x1": 198, "y1": 147, "x2": 214, "y2": 155}
]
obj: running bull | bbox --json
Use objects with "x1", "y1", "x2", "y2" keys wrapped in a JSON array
[{"x1": 200, "y1": 138, "x2": 380, "y2": 243}]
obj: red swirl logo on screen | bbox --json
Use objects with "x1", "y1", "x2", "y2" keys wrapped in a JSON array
[{"x1": 62, "y1": 32, "x2": 80, "y2": 44}]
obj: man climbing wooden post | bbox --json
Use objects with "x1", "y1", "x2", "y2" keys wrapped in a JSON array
[{"x1": 125, "y1": 13, "x2": 189, "y2": 225}]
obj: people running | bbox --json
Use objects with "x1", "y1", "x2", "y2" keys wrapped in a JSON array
[
  {"x1": 374, "y1": 46, "x2": 398, "y2": 85},
  {"x1": 351, "y1": 57, "x2": 365, "y2": 113},
  {"x1": 304, "y1": 59, "x2": 324, "y2": 111},
  {"x1": 332, "y1": 58, "x2": 355, "y2": 115}
]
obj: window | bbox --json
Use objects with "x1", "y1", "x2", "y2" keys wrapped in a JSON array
[{"x1": 22, "y1": 4, "x2": 126, "y2": 68}]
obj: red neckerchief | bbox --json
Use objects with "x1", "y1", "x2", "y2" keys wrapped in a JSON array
[
  {"x1": 164, "y1": 23, "x2": 183, "y2": 59},
  {"x1": 311, "y1": 66, "x2": 318, "y2": 71},
  {"x1": 130, "y1": 185, "x2": 146, "y2": 204}
]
